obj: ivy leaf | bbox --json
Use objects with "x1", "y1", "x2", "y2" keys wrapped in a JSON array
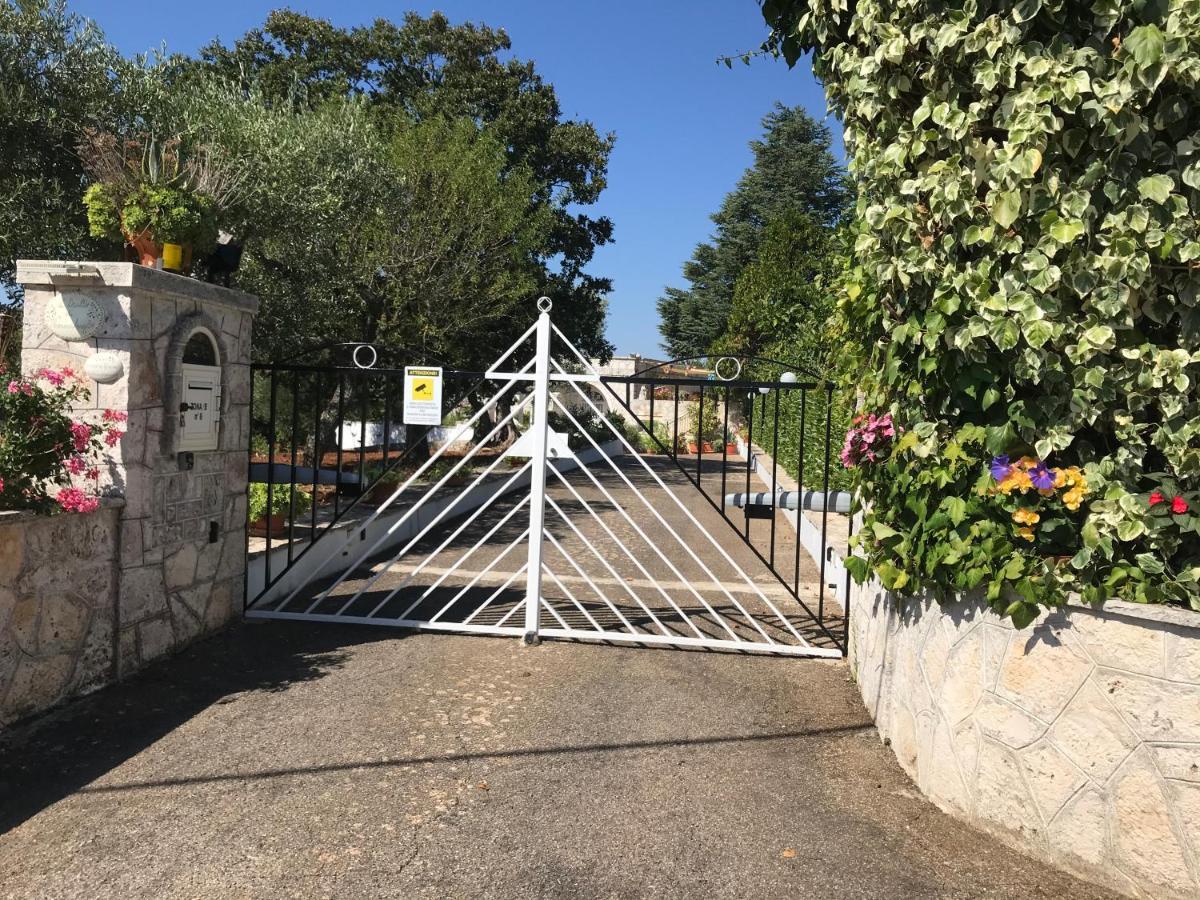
[
  {"x1": 944, "y1": 496, "x2": 968, "y2": 525},
  {"x1": 992, "y1": 191, "x2": 1021, "y2": 228},
  {"x1": 1124, "y1": 25, "x2": 1165, "y2": 68},
  {"x1": 845, "y1": 555, "x2": 870, "y2": 583},
  {"x1": 990, "y1": 317, "x2": 1020, "y2": 350},
  {"x1": 873, "y1": 521, "x2": 901, "y2": 541},
  {"x1": 1116, "y1": 519, "x2": 1146, "y2": 541},
  {"x1": 876, "y1": 562, "x2": 909, "y2": 591},
  {"x1": 1024, "y1": 320, "x2": 1054, "y2": 347},
  {"x1": 1137, "y1": 174, "x2": 1174, "y2": 204},
  {"x1": 1015, "y1": 148, "x2": 1042, "y2": 178},
  {"x1": 1007, "y1": 600, "x2": 1039, "y2": 629},
  {"x1": 1135, "y1": 553, "x2": 1165, "y2": 575},
  {"x1": 1049, "y1": 219, "x2": 1084, "y2": 242}
]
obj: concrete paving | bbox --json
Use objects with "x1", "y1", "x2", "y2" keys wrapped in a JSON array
[{"x1": 0, "y1": 624, "x2": 1115, "y2": 899}]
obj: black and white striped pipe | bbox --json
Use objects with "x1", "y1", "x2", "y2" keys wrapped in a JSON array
[{"x1": 723, "y1": 490, "x2": 852, "y2": 513}]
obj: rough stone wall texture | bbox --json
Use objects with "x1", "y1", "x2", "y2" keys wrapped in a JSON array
[
  {"x1": 0, "y1": 506, "x2": 121, "y2": 726},
  {"x1": 850, "y1": 578, "x2": 1200, "y2": 899},
  {"x1": 16, "y1": 261, "x2": 256, "y2": 690}
]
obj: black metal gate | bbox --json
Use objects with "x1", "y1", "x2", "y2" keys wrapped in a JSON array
[{"x1": 599, "y1": 355, "x2": 851, "y2": 651}]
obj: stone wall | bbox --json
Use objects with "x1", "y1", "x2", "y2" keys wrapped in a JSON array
[
  {"x1": 850, "y1": 577, "x2": 1200, "y2": 898},
  {"x1": 15, "y1": 261, "x2": 256, "y2": 690},
  {"x1": 0, "y1": 505, "x2": 121, "y2": 726}
]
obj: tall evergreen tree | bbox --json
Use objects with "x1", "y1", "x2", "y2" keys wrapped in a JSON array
[{"x1": 657, "y1": 103, "x2": 849, "y2": 358}]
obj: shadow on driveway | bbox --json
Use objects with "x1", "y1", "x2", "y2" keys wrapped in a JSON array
[{"x1": 0, "y1": 622, "x2": 398, "y2": 833}]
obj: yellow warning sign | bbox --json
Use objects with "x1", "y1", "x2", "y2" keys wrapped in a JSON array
[{"x1": 403, "y1": 365, "x2": 443, "y2": 425}]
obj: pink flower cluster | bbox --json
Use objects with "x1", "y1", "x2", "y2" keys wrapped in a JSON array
[
  {"x1": 841, "y1": 413, "x2": 897, "y2": 469},
  {"x1": 70, "y1": 421, "x2": 93, "y2": 452},
  {"x1": 56, "y1": 487, "x2": 100, "y2": 514},
  {"x1": 36, "y1": 367, "x2": 65, "y2": 387},
  {"x1": 1, "y1": 363, "x2": 124, "y2": 515}
]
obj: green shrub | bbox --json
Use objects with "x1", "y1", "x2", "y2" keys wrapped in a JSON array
[
  {"x1": 247, "y1": 481, "x2": 312, "y2": 522},
  {"x1": 763, "y1": 0, "x2": 1200, "y2": 620},
  {"x1": 86, "y1": 183, "x2": 218, "y2": 249}
]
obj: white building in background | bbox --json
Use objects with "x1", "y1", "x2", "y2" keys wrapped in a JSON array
[{"x1": 577, "y1": 354, "x2": 718, "y2": 437}]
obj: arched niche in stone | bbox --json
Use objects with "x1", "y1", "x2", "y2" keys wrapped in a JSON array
[{"x1": 162, "y1": 312, "x2": 230, "y2": 455}]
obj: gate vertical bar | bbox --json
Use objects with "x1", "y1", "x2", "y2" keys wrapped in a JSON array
[{"x1": 522, "y1": 299, "x2": 553, "y2": 645}]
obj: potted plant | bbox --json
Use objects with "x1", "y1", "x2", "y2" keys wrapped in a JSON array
[
  {"x1": 79, "y1": 130, "x2": 240, "y2": 272},
  {"x1": 248, "y1": 482, "x2": 312, "y2": 537}
]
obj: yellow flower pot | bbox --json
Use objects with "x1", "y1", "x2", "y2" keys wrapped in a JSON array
[{"x1": 162, "y1": 243, "x2": 185, "y2": 273}]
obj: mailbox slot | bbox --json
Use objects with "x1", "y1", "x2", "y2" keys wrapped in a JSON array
[
  {"x1": 176, "y1": 329, "x2": 222, "y2": 453},
  {"x1": 178, "y1": 363, "x2": 221, "y2": 452}
]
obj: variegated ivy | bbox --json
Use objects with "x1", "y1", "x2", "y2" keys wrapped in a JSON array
[{"x1": 762, "y1": 0, "x2": 1200, "y2": 622}]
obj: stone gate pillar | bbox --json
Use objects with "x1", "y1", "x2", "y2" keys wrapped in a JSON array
[{"x1": 17, "y1": 261, "x2": 257, "y2": 675}]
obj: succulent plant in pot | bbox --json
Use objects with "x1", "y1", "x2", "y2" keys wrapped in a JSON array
[{"x1": 79, "y1": 130, "x2": 241, "y2": 272}]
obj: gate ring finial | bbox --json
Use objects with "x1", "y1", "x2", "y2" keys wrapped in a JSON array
[
  {"x1": 714, "y1": 357, "x2": 742, "y2": 382},
  {"x1": 536, "y1": 296, "x2": 553, "y2": 312},
  {"x1": 352, "y1": 344, "x2": 378, "y2": 370}
]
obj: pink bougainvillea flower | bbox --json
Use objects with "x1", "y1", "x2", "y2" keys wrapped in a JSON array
[
  {"x1": 70, "y1": 421, "x2": 92, "y2": 452},
  {"x1": 7, "y1": 380, "x2": 19, "y2": 394},
  {"x1": 1149, "y1": 490, "x2": 1166, "y2": 506},
  {"x1": 56, "y1": 487, "x2": 99, "y2": 514},
  {"x1": 101, "y1": 409, "x2": 128, "y2": 423},
  {"x1": 65, "y1": 455, "x2": 87, "y2": 475},
  {"x1": 1172, "y1": 495, "x2": 1189, "y2": 515},
  {"x1": 103, "y1": 429, "x2": 122, "y2": 448},
  {"x1": 37, "y1": 368, "x2": 64, "y2": 387},
  {"x1": 86, "y1": 467, "x2": 99, "y2": 481}
]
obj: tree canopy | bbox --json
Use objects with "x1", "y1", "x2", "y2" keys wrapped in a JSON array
[
  {"x1": 0, "y1": 3, "x2": 616, "y2": 367},
  {"x1": 0, "y1": 0, "x2": 114, "y2": 294},
  {"x1": 193, "y1": 10, "x2": 615, "y2": 358},
  {"x1": 716, "y1": 212, "x2": 842, "y2": 366},
  {"x1": 656, "y1": 103, "x2": 849, "y2": 358}
]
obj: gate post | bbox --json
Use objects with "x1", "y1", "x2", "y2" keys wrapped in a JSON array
[{"x1": 522, "y1": 297, "x2": 554, "y2": 645}]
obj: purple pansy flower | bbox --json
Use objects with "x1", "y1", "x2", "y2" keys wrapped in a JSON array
[
  {"x1": 1029, "y1": 462, "x2": 1055, "y2": 491},
  {"x1": 989, "y1": 455, "x2": 1012, "y2": 482}
]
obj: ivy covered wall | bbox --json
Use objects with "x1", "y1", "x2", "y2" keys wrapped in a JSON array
[{"x1": 762, "y1": 0, "x2": 1200, "y2": 621}]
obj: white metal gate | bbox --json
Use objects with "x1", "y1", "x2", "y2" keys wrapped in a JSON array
[{"x1": 246, "y1": 299, "x2": 842, "y2": 659}]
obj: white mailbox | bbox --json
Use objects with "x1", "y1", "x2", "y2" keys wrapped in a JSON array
[{"x1": 178, "y1": 331, "x2": 222, "y2": 452}]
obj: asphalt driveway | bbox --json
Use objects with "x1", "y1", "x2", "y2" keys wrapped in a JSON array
[{"x1": 0, "y1": 622, "x2": 1115, "y2": 899}]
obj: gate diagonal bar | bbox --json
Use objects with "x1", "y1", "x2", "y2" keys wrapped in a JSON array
[{"x1": 245, "y1": 298, "x2": 844, "y2": 659}]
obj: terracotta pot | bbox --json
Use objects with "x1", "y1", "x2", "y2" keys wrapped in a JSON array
[
  {"x1": 125, "y1": 229, "x2": 161, "y2": 267},
  {"x1": 364, "y1": 481, "x2": 401, "y2": 505},
  {"x1": 701, "y1": 442, "x2": 716, "y2": 454},
  {"x1": 249, "y1": 513, "x2": 288, "y2": 537},
  {"x1": 725, "y1": 442, "x2": 738, "y2": 455},
  {"x1": 686, "y1": 441, "x2": 699, "y2": 454}
]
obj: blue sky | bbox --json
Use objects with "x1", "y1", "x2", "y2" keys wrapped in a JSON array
[{"x1": 73, "y1": 0, "x2": 841, "y2": 356}]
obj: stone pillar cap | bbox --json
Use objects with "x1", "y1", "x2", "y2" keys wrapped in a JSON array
[{"x1": 16, "y1": 261, "x2": 259, "y2": 314}]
